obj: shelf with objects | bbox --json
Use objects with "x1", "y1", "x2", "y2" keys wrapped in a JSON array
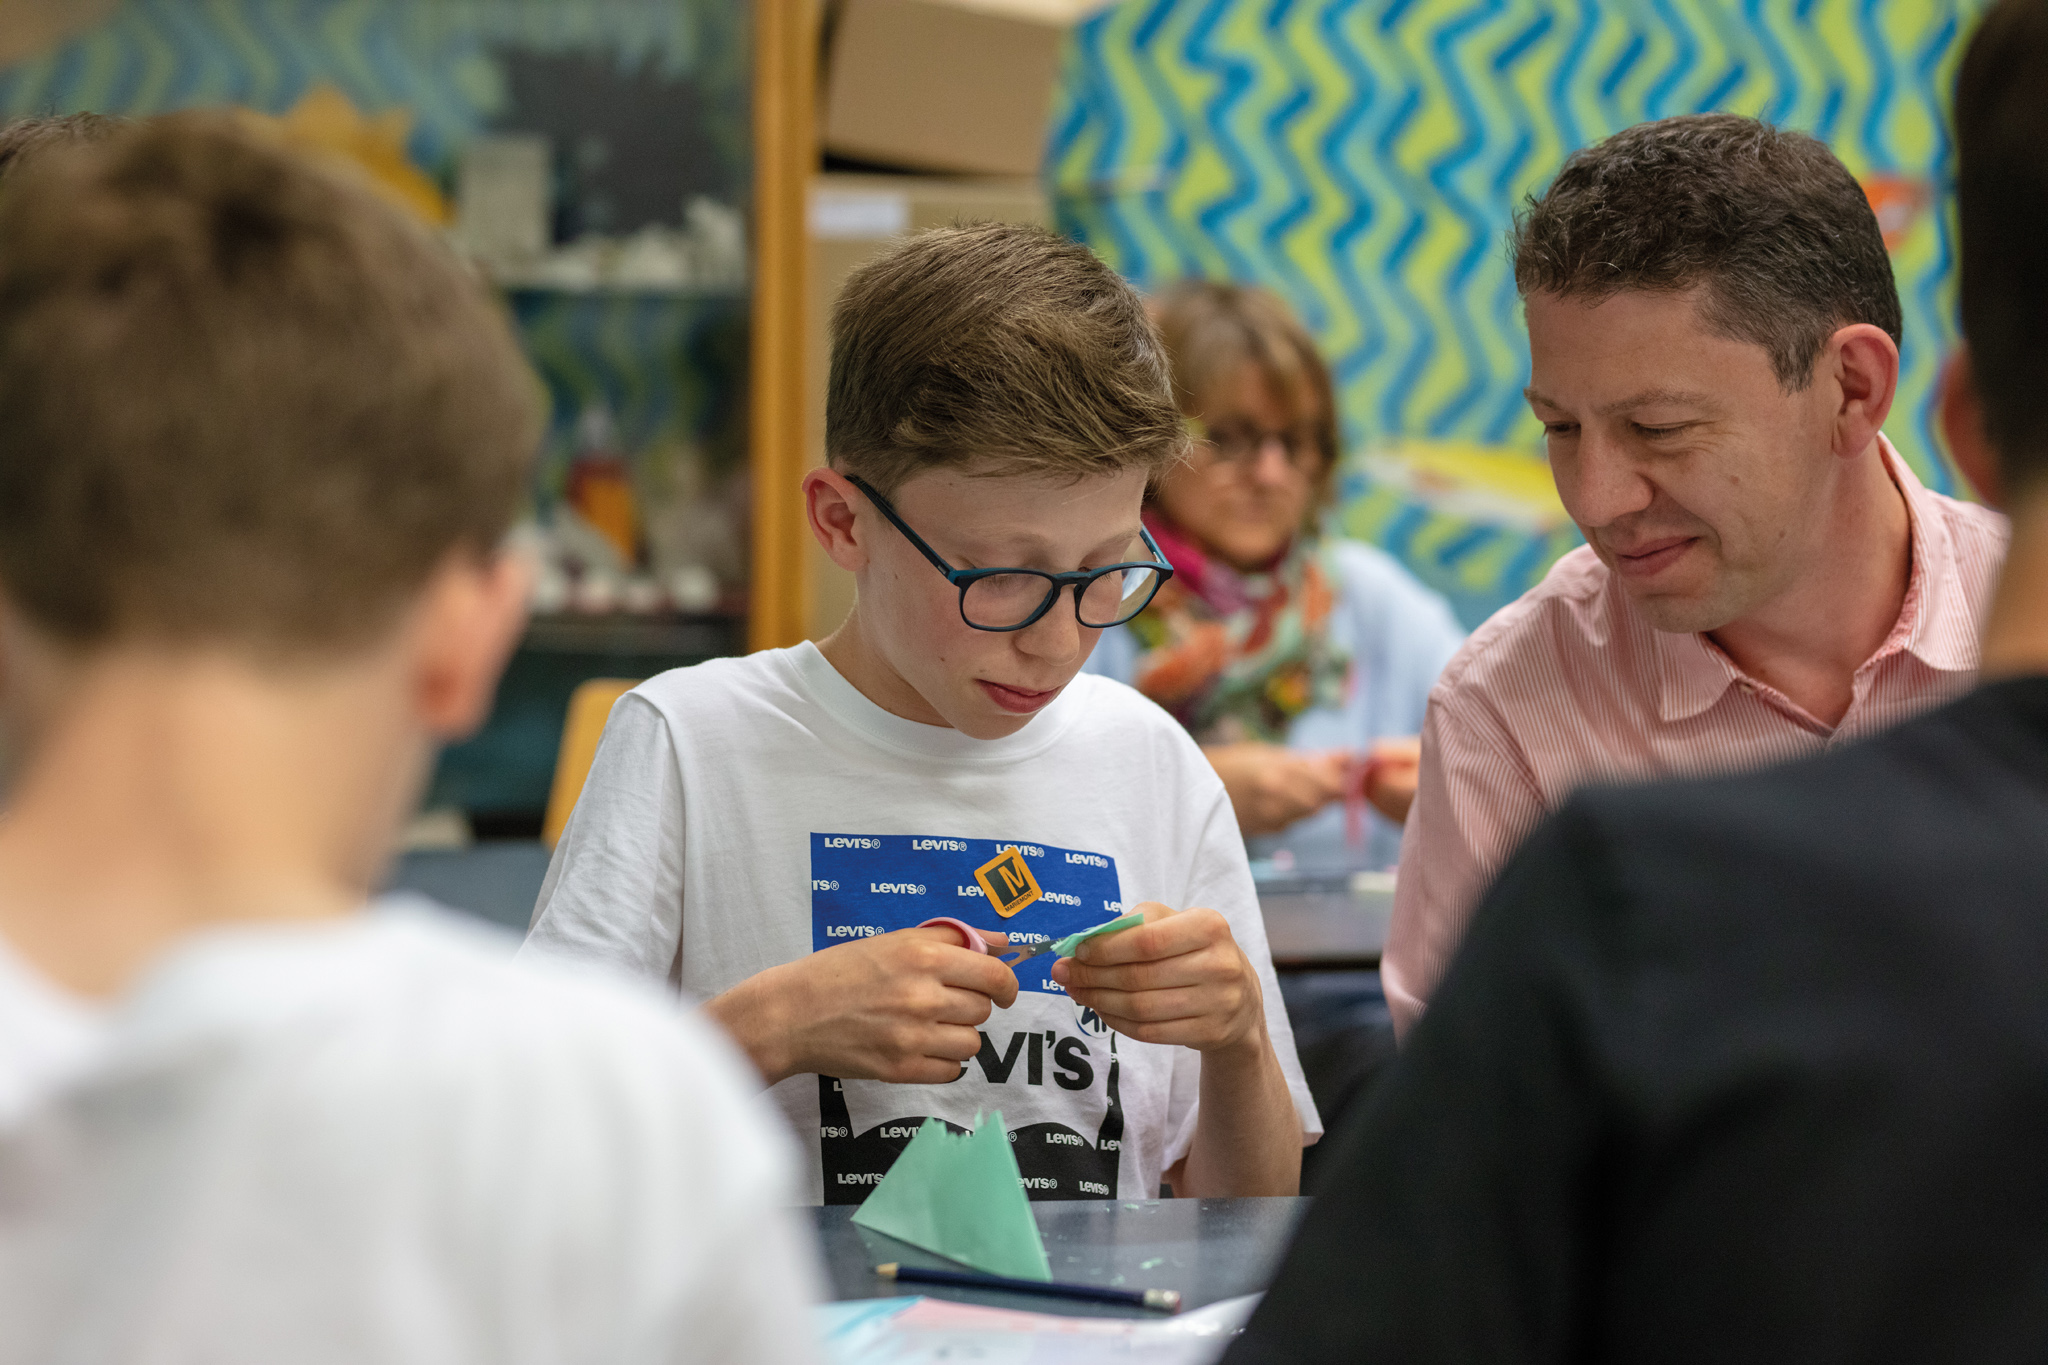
[
  {"x1": 0, "y1": 0, "x2": 789, "y2": 852},
  {"x1": 423, "y1": 24, "x2": 769, "y2": 839}
]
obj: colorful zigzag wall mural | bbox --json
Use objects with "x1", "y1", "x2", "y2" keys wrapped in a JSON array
[{"x1": 1049, "y1": 0, "x2": 1985, "y2": 626}]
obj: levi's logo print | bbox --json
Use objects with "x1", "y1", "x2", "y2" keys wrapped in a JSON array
[{"x1": 811, "y1": 833, "x2": 1126, "y2": 1203}]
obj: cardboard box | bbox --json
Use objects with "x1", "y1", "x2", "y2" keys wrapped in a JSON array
[
  {"x1": 822, "y1": 0, "x2": 1093, "y2": 177},
  {"x1": 805, "y1": 173, "x2": 1050, "y2": 639}
]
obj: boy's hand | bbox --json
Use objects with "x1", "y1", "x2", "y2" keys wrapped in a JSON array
[
  {"x1": 1049, "y1": 902, "x2": 1265, "y2": 1055},
  {"x1": 707, "y1": 926, "x2": 1018, "y2": 1086}
]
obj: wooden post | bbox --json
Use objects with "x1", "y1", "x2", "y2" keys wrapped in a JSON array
[{"x1": 748, "y1": 0, "x2": 818, "y2": 653}]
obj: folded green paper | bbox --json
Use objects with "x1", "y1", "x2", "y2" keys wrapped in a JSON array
[
  {"x1": 1051, "y1": 910, "x2": 1146, "y2": 959},
  {"x1": 851, "y1": 1111, "x2": 1052, "y2": 1281}
]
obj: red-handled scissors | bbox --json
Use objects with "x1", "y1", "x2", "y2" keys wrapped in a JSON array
[{"x1": 917, "y1": 916, "x2": 1050, "y2": 967}]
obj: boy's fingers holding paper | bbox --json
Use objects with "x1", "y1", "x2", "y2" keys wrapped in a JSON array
[
  {"x1": 1053, "y1": 905, "x2": 1265, "y2": 1053},
  {"x1": 1066, "y1": 902, "x2": 1179, "y2": 966}
]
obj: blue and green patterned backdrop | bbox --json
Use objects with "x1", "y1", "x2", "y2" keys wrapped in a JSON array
[{"x1": 1050, "y1": 0, "x2": 1986, "y2": 627}]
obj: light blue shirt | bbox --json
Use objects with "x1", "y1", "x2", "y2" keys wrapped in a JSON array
[{"x1": 1084, "y1": 538, "x2": 1466, "y2": 872}]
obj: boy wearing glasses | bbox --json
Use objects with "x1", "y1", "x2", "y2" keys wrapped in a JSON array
[{"x1": 527, "y1": 224, "x2": 1319, "y2": 1203}]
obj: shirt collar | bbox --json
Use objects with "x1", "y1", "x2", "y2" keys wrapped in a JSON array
[
  {"x1": 1652, "y1": 436, "x2": 1973, "y2": 724},
  {"x1": 1879, "y1": 436, "x2": 1980, "y2": 676}
]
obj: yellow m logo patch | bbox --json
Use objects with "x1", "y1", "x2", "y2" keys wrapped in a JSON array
[{"x1": 973, "y1": 848, "x2": 1042, "y2": 918}]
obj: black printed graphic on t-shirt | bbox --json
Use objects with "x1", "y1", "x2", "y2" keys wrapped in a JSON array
[{"x1": 811, "y1": 833, "x2": 1129, "y2": 1202}]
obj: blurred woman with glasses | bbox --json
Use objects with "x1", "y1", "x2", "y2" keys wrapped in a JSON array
[{"x1": 1085, "y1": 281, "x2": 1465, "y2": 872}]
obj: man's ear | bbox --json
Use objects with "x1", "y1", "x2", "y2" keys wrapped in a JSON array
[
  {"x1": 410, "y1": 549, "x2": 531, "y2": 741},
  {"x1": 1827, "y1": 323, "x2": 1901, "y2": 459},
  {"x1": 1940, "y1": 346, "x2": 2006, "y2": 509},
  {"x1": 804, "y1": 466, "x2": 870, "y2": 573}
]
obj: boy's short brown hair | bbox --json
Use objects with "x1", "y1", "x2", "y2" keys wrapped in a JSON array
[
  {"x1": 827, "y1": 222, "x2": 1185, "y2": 495},
  {"x1": 1150, "y1": 279, "x2": 1340, "y2": 513},
  {"x1": 0, "y1": 112, "x2": 541, "y2": 653},
  {"x1": 1512, "y1": 113, "x2": 1902, "y2": 391}
]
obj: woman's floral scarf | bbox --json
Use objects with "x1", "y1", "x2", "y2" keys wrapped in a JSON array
[{"x1": 1126, "y1": 512, "x2": 1351, "y2": 744}]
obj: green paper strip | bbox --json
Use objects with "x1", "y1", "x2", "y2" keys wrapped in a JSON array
[
  {"x1": 1051, "y1": 910, "x2": 1146, "y2": 959},
  {"x1": 850, "y1": 1111, "x2": 1052, "y2": 1281}
]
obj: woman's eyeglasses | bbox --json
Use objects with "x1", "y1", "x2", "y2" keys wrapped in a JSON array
[
  {"x1": 847, "y1": 475, "x2": 1175, "y2": 632},
  {"x1": 1189, "y1": 419, "x2": 1325, "y2": 473}
]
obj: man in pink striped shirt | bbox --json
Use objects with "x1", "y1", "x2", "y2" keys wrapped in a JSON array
[{"x1": 1385, "y1": 115, "x2": 2009, "y2": 1035}]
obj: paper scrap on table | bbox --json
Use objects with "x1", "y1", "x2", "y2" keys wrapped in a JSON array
[
  {"x1": 815, "y1": 1293, "x2": 1264, "y2": 1365},
  {"x1": 1051, "y1": 910, "x2": 1145, "y2": 958},
  {"x1": 851, "y1": 1110, "x2": 1052, "y2": 1282}
]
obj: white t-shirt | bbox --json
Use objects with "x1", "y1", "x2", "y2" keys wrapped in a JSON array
[
  {"x1": 525, "y1": 643, "x2": 1320, "y2": 1206},
  {"x1": 0, "y1": 899, "x2": 821, "y2": 1365},
  {"x1": 0, "y1": 928, "x2": 105, "y2": 1129}
]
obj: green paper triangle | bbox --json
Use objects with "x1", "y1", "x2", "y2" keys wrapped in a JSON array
[{"x1": 850, "y1": 1111, "x2": 1052, "y2": 1281}]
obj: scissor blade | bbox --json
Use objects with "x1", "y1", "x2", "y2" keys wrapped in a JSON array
[{"x1": 997, "y1": 939, "x2": 1058, "y2": 966}]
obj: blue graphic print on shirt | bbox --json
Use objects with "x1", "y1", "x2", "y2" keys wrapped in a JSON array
[{"x1": 809, "y1": 833, "x2": 1130, "y2": 1202}]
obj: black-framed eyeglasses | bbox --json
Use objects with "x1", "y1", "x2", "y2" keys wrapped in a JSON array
[{"x1": 847, "y1": 475, "x2": 1175, "y2": 632}]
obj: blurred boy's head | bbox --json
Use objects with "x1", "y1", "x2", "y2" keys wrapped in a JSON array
[
  {"x1": 1947, "y1": 0, "x2": 2048, "y2": 507},
  {"x1": 0, "y1": 113, "x2": 539, "y2": 789},
  {"x1": 0, "y1": 112, "x2": 539, "y2": 657},
  {"x1": 0, "y1": 112, "x2": 124, "y2": 181},
  {"x1": 810, "y1": 223, "x2": 1184, "y2": 738}
]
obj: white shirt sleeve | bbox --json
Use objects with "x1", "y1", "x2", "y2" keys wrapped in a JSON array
[{"x1": 523, "y1": 691, "x2": 689, "y2": 988}]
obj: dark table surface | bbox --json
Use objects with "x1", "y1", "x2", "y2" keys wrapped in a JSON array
[
  {"x1": 809, "y1": 1196, "x2": 1308, "y2": 1319},
  {"x1": 1258, "y1": 873, "x2": 1393, "y2": 969}
]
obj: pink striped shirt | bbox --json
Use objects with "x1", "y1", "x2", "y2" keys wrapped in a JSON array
[{"x1": 1385, "y1": 439, "x2": 2009, "y2": 1035}]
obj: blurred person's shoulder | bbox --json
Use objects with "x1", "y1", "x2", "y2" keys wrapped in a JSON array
[
  {"x1": 1542, "y1": 675, "x2": 2048, "y2": 967},
  {"x1": 120, "y1": 899, "x2": 790, "y2": 1194},
  {"x1": 13, "y1": 902, "x2": 810, "y2": 1358}
]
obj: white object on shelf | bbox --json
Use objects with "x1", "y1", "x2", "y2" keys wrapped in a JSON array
[
  {"x1": 666, "y1": 563, "x2": 721, "y2": 613},
  {"x1": 571, "y1": 570, "x2": 621, "y2": 615},
  {"x1": 530, "y1": 561, "x2": 572, "y2": 615},
  {"x1": 612, "y1": 224, "x2": 694, "y2": 289},
  {"x1": 686, "y1": 195, "x2": 748, "y2": 286},
  {"x1": 479, "y1": 197, "x2": 748, "y2": 295},
  {"x1": 620, "y1": 575, "x2": 665, "y2": 614}
]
